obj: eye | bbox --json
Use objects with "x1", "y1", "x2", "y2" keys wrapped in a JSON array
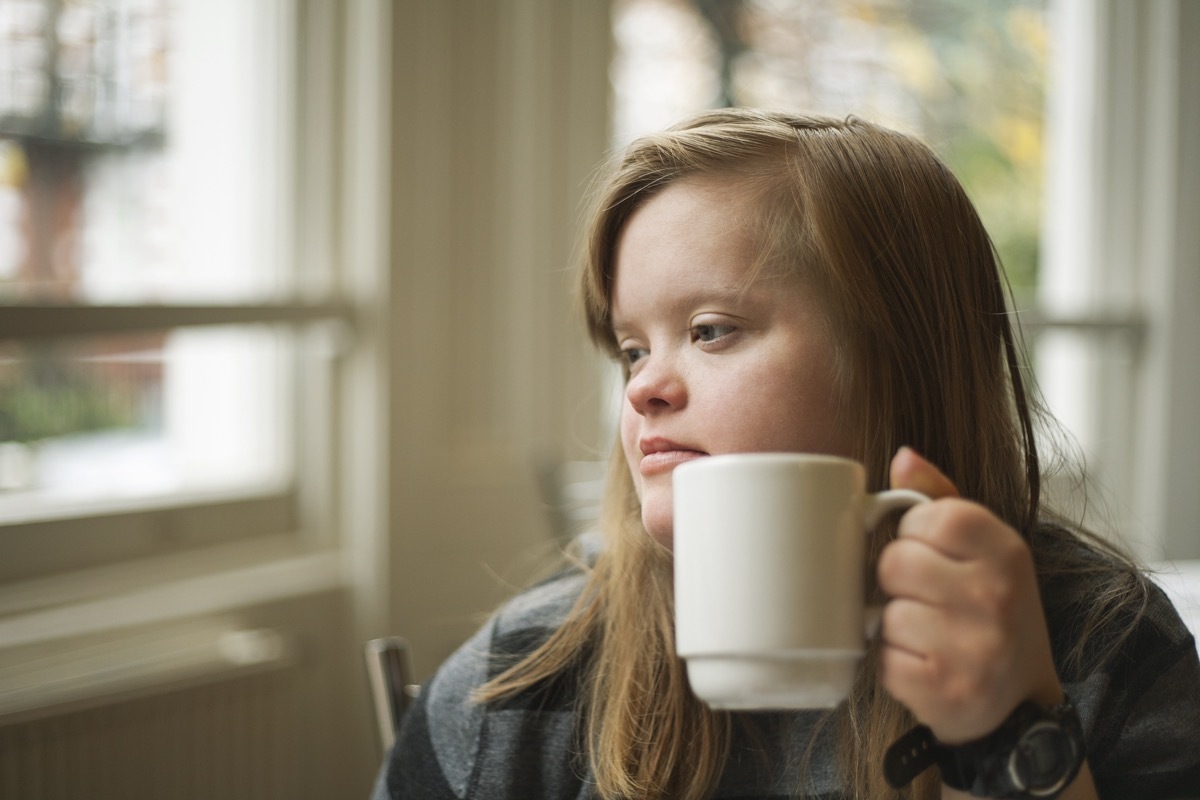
[
  {"x1": 691, "y1": 323, "x2": 736, "y2": 344},
  {"x1": 620, "y1": 345, "x2": 649, "y2": 369}
]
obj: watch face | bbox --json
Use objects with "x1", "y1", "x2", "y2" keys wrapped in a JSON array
[{"x1": 1010, "y1": 720, "x2": 1079, "y2": 795}]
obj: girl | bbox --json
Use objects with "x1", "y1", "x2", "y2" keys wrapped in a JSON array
[{"x1": 373, "y1": 109, "x2": 1200, "y2": 799}]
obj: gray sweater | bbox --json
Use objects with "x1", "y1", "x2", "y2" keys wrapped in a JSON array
[{"x1": 372, "y1": 555, "x2": 1200, "y2": 799}]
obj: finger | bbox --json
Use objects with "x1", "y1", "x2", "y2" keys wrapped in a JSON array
[
  {"x1": 879, "y1": 641, "x2": 1001, "y2": 745},
  {"x1": 878, "y1": 640, "x2": 933, "y2": 714},
  {"x1": 879, "y1": 597, "x2": 946, "y2": 657},
  {"x1": 876, "y1": 537, "x2": 964, "y2": 605},
  {"x1": 880, "y1": 629, "x2": 1019, "y2": 745},
  {"x1": 896, "y1": 498, "x2": 1020, "y2": 562},
  {"x1": 879, "y1": 642, "x2": 926, "y2": 681},
  {"x1": 889, "y1": 447, "x2": 960, "y2": 500},
  {"x1": 881, "y1": 597, "x2": 1005, "y2": 664}
]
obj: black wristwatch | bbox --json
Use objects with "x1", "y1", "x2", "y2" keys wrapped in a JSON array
[{"x1": 884, "y1": 698, "x2": 1085, "y2": 799}]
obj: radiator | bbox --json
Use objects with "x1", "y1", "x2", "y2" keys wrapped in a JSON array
[{"x1": 0, "y1": 624, "x2": 302, "y2": 800}]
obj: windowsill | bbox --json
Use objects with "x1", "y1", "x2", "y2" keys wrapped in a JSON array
[
  {"x1": 0, "y1": 533, "x2": 346, "y2": 650},
  {"x1": 0, "y1": 484, "x2": 299, "y2": 584},
  {"x1": 0, "y1": 475, "x2": 293, "y2": 527}
]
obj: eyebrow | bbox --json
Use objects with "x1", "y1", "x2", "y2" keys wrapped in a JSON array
[{"x1": 609, "y1": 283, "x2": 761, "y2": 334}]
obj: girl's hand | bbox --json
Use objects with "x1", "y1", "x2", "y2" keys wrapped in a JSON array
[{"x1": 876, "y1": 447, "x2": 1064, "y2": 744}]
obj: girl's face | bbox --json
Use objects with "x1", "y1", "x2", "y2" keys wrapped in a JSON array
[{"x1": 611, "y1": 177, "x2": 854, "y2": 549}]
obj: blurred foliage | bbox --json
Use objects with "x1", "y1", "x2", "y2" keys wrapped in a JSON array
[
  {"x1": 0, "y1": 351, "x2": 138, "y2": 443},
  {"x1": 864, "y1": 0, "x2": 1048, "y2": 302},
  {"x1": 688, "y1": 0, "x2": 1048, "y2": 302}
]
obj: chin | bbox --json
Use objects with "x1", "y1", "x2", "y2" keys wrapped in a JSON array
[{"x1": 641, "y1": 509, "x2": 675, "y2": 552}]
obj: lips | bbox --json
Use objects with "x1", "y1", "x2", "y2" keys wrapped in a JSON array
[{"x1": 638, "y1": 438, "x2": 707, "y2": 477}]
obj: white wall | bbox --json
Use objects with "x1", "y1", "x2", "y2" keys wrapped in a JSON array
[{"x1": 361, "y1": 2, "x2": 614, "y2": 676}]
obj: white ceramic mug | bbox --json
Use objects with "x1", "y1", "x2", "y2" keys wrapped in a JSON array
[{"x1": 673, "y1": 453, "x2": 928, "y2": 709}]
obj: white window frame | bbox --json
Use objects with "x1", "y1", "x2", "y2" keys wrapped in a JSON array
[
  {"x1": 1037, "y1": 0, "x2": 1200, "y2": 563},
  {"x1": 0, "y1": 0, "x2": 379, "y2": 597}
]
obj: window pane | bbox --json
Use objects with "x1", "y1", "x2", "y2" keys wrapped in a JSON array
[
  {"x1": 612, "y1": 0, "x2": 1047, "y2": 299},
  {"x1": 0, "y1": 0, "x2": 292, "y2": 304},
  {"x1": 0, "y1": 325, "x2": 291, "y2": 520}
]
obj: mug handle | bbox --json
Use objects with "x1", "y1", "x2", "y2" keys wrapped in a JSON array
[
  {"x1": 862, "y1": 489, "x2": 930, "y2": 638},
  {"x1": 864, "y1": 488, "x2": 930, "y2": 530}
]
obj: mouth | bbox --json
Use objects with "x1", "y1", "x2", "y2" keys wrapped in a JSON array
[{"x1": 638, "y1": 438, "x2": 707, "y2": 477}]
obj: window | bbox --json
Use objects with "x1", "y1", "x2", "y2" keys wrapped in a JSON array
[
  {"x1": 1036, "y1": 0, "x2": 1200, "y2": 561},
  {"x1": 613, "y1": 0, "x2": 1047, "y2": 297},
  {"x1": 612, "y1": 0, "x2": 1200, "y2": 560},
  {"x1": 0, "y1": 0, "x2": 349, "y2": 582}
]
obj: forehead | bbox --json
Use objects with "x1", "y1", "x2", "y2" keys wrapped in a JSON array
[
  {"x1": 614, "y1": 176, "x2": 760, "y2": 265},
  {"x1": 629, "y1": 174, "x2": 758, "y2": 229},
  {"x1": 609, "y1": 177, "x2": 788, "y2": 326}
]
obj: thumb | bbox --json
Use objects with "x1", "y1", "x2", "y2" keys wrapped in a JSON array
[{"x1": 889, "y1": 446, "x2": 960, "y2": 500}]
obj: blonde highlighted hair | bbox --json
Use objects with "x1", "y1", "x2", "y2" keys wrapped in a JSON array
[{"x1": 477, "y1": 109, "x2": 1146, "y2": 799}]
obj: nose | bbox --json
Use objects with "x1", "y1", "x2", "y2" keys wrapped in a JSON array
[{"x1": 625, "y1": 354, "x2": 685, "y2": 415}]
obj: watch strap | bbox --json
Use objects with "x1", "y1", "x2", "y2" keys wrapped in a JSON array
[{"x1": 883, "y1": 722, "x2": 942, "y2": 789}]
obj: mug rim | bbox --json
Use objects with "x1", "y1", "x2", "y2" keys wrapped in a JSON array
[{"x1": 675, "y1": 452, "x2": 862, "y2": 475}]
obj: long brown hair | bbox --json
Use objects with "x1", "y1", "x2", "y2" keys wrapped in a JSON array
[{"x1": 479, "y1": 108, "x2": 1146, "y2": 799}]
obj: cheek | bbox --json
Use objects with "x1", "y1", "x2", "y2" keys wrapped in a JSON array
[
  {"x1": 618, "y1": 401, "x2": 642, "y2": 492},
  {"x1": 788, "y1": 368, "x2": 854, "y2": 453},
  {"x1": 743, "y1": 348, "x2": 852, "y2": 454}
]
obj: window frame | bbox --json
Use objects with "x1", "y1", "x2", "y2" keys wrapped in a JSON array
[
  {"x1": 0, "y1": 0, "x2": 364, "y2": 587},
  {"x1": 1035, "y1": 0, "x2": 1200, "y2": 562}
]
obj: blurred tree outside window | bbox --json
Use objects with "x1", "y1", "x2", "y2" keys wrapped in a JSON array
[{"x1": 612, "y1": 0, "x2": 1047, "y2": 301}]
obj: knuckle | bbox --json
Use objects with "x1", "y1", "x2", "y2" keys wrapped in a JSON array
[
  {"x1": 968, "y1": 573, "x2": 1017, "y2": 617},
  {"x1": 921, "y1": 499, "x2": 988, "y2": 548},
  {"x1": 876, "y1": 543, "x2": 901, "y2": 586},
  {"x1": 947, "y1": 500, "x2": 993, "y2": 533},
  {"x1": 881, "y1": 598, "x2": 910, "y2": 632},
  {"x1": 876, "y1": 541, "x2": 914, "y2": 588}
]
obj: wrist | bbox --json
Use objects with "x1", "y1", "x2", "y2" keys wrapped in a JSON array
[
  {"x1": 938, "y1": 697, "x2": 1084, "y2": 798},
  {"x1": 885, "y1": 696, "x2": 1086, "y2": 799}
]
